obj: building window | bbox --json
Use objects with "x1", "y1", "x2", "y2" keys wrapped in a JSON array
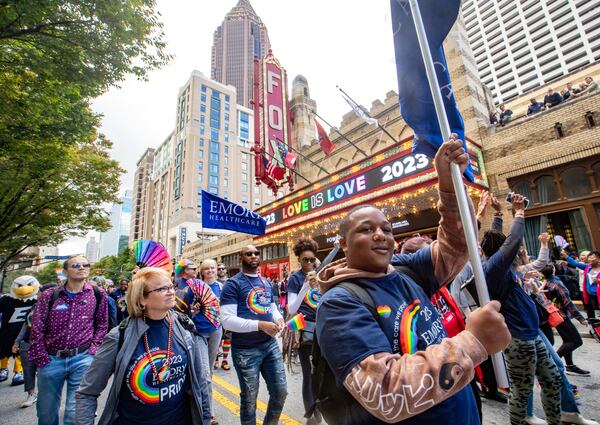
[
  {"x1": 209, "y1": 164, "x2": 219, "y2": 174},
  {"x1": 225, "y1": 113, "x2": 229, "y2": 122},
  {"x1": 225, "y1": 103, "x2": 230, "y2": 111},
  {"x1": 224, "y1": 146, "x2": 229, "y2": 154},
  {"x1": 254, "y1": 186, "x2": 260, "y2": 195},
  {"x1": 197, "y1": 161, "x2": 203, "y2": 170},
  {"x1": 225, "y1": 134, "x2": 229, "y2": 142},
  {"x1": 211, "y1": 141, "x2": 219, "y2": 152},
  {"x1": 224, "y1": 191, "x2": 228, "y2": 199},
  {"x1": 560, "y1": 167, "x2": 591, "y2": 199},
  {"x1": 225, "y1": 95, "x2": 230, "y2": 102},
  {"x1": 201, "y1": 104, "x2": 206, "y2": 113},
  {"x1": 242, "y1": 183, "x2": 248, "y2": 192},
  {"x1": 200, "y1": 115, "x2": 205, "y2": 124},
  {"x1": 512, "y1": 180, "x2": 533, "y2": 202},
  {"x1": 242, "y1": 172, "x2": 248, "y2": 181},
  {"x1": 209, "y1": 175, "x2": 219, "y2": 186},
  {"x1": 209, "y1": 186, "x2": 218, "y2": 194},
  {"x1": 241, "y1": 162, "x2": 248, "y2": 171},
  {"x1": 210, "y1": 152, "x2": 219, "y2": 162},
  {"x1": 201, "y1": 85, "x2": 207, "y2": 93},
  {"x1": 554, "y1": 122, "x2": 564, "y2": 138},
  {"x1": 224, "y1": 167, "x2": 228, "y2": 177},
  {"x1": 211, "y1": 129, "x2": 219, "y2": 142},
  {"x1": 242, "y1": 195, "x2": 248, "y2": 204},
  {"x1": 224, "y1": 156, "x2": 229, "y2": 165},
  {"x1": 254, "y1": 199, "x2": 260, "y2": 206},
  {"x1": 200, "y1": 124, "x2": 204, "y2": 134},
  {"x1": 585, "y1": 111, "x2": 596, "y2": 128},
  {"x1": 201, "y1": 94, "x2": 206, "y2": 102},
  {"x1": 535, "y1": 175, "x2": 558, "y2": 204},
  {"x1": 197, "y1": 173, "x2": 203, "y2": 182},
  {"x1": 199, "y1": 149, "x2": 204, "y2": 159},
  {"x1": 225, "y1": 123, "x2": 229, "y2": 132},
  {"x1": 197, "y1": 199, "x2": 202, "y2": 207},
  {"x1": 199, "y1": 139, "x2": 204, "y2": 147},
  {"x1": 224, "y1": 178, "x2": 229, "y2": 187}
]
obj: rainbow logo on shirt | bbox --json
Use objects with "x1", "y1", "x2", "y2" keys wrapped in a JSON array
[
  {"x1": 304, "y1": 288, "x2": 321, "y2": 310},
  {"x1": 247, "y1": 288, "x2": 268, "y2": 315},
  {"x1": 117, "y1": 296, "x2": 127, "y2": 312},
  {"x1": 129, "y1": 349, "x2": 170, "y2": 404},
  {"x1": 377, "y1": 305, "x2": 392, "y2": 318},
  {"x1": 400, "y1": 300, "x2": 421, "y2": 354}
]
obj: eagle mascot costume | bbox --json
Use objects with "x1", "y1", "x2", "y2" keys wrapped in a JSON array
[{"x1": 0, "y1": 275, "x2": 39, "y2": 385}]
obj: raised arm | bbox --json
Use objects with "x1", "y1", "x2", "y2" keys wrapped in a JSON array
[
  {"x1": 430, "y1": 136, "x2": 476, "y2": 287},
  {"x1": 521, "y1": 233, "x2": 551, "y2": 272}
]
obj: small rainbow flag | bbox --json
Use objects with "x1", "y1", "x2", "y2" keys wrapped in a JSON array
[
  {"x1": 377, "y1": 305, "x2": 392, "y2": 318},
  {"x1": 286, "y1": 313, "x2": 307, "y2": 331}
]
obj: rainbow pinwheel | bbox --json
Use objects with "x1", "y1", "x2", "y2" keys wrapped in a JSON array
[{"x1": 133, "y1": 240, "x2": 173, "y2": 275}]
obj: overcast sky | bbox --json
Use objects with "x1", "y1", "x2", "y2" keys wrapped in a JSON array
[{"x1": 59, "y1": 0, "x2": 398, "y2": 255}]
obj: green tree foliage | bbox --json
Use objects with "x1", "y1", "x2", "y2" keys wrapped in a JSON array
[
  {"x1": 34, "y1": 260, "x2": 62, "y2": 285},
  {"x1": 0, "y1": 1, "x2": 170, "y2": 272},
  {"x1": 92, "y1": 247, "x2": 136, "y2": 283},
  {"x1": 0, "y1": 0, "x2": 171, "y2": 96}
]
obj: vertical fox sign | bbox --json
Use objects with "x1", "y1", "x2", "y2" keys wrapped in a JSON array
[{"x1": 252, "y1": 50, "x2": 294, "y2": 195}]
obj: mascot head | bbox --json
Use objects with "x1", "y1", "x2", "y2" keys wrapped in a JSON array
[{"x1": 11, "y1": 275, "x2": 40, "y2": 300}]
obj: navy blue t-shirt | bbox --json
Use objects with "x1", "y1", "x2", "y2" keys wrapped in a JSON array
[
  {"x1": 220, "y1": 272, "x2": 275, "y2": 349},
  {"x1": 116, "y1": 318, "x2": 191, "y2": 425},
  {"x1": 287, "y1": 270, "x2": 321, "y2": 322},
  {"x1": 317, "y1": 248, "x2": 479, "y2": 425}
]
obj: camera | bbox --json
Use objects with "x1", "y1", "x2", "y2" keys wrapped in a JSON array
[{"x1": 505, "y1": 192, "x2": 530, "y2": 209}]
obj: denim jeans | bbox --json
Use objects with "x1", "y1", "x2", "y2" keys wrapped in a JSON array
[
  {"x1": 526, "y1": 330, "x2": 579, "y2": 417},
  {"x1": 37, "y1": 352, "x2": 93, "y2": 425},
  {"x1": 232, "y1": 339, "x2": 288, "y2": 425}
]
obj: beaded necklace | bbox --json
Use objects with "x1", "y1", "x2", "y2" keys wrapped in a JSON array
[{"x1": 143, "y1": 311, "x2": 173, "y2": 383}]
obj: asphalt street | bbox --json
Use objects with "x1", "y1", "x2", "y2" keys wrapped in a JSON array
[{"x1": 1, "y1": 334, "x2": 598, "y2": 425}]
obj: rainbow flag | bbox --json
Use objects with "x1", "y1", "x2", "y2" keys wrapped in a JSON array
[{"x1": 286, "y1": 313, "x2": 307, "y2": 331}]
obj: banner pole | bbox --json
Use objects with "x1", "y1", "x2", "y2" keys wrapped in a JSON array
[
  {"x1": 407, "y1": 0, "x2": 508, "y2": 387},
  {"x1": 310, "y1": 109, "x2": 369, "y2": 157}
]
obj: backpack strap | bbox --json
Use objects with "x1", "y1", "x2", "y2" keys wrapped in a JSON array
[
  {"x1": 92, "y1": 284, "x2": 102, "y2": 319},
  {"x1": 394, "y1": 265, "x2": 420, "y2": 285},
  {"x1": 117, "y1": 317, "x2": 130, "y2": 352},
  {"x1": 337, "y1": 282, "x2": 377, "y2": 319},
  {"x1": 49, "y1": 287, "x2": 61, "y2": 310}
]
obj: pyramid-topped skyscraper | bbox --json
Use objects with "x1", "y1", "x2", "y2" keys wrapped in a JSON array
[{"x1": 211, "y1": 0, "x2": 271, "y2": 108}]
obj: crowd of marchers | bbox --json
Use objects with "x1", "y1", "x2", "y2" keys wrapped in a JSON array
[{"x1": 1, "y1": 137, "x2": 599, "y2": 425}]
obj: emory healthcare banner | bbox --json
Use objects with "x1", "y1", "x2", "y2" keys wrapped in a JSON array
[
  {"x1": 201, "y1": 191, "x2": 266, "y2": 236},
  {"x1": 390, "y1": 0, "x2": 474, "y2": 181}
]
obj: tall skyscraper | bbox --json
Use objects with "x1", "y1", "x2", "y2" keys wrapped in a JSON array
[
  {"x1": 461, "y1": 0, "x2": 600, "y2": 104},
  {"x1": 99, "y1": 190, "x2": 133, "y2": 258},
  {"x1": 85, "y1": 236, "x2": 99, "y2": 263},
  {"x1": 211, "y1": 0, "x2": 271, "y2": 107},
  {"x1": 130, "y1": 148, "x2": 155, "y2": 244},
  {"x1": 168, "y1": 71, "x2": 273, "y2": 256}
]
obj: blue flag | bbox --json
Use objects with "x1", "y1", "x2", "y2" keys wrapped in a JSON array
[
  {"x1": 201, "y1": 191, "x2": 266, "y2": 236},
  {"x1": 390, "y1": 0, "x2": 474, "y2": 181}
]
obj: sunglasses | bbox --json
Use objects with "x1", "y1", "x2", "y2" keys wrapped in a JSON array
[
  {"x1": 217, "y1": 267, "x2": 226, "y2": 270},
  {"x1": 301, "y1": 257, "x2": 317, "y2": 263},
  {"x1": 186, "y1": 267, "x2": 197, "y2": 271},
  {"x1": 70, "y1": 263, "x2": 90, "y2": 269},
  {"x1": 144, "y1": 284, "x2": 176, "y2": 295},
  {"x1": 244, "y1": 251, "x2": 260, "y2": 257}
]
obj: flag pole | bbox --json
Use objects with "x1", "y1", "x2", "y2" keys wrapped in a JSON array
[
  {"x1": 337, "y1": 86, "x2": 399, "y2": 145},
  {"x1": 310, "y1": 109, "x2": 368, "y2": 157},
  {"x1": 252, "y1": 150, "x2": 312, "y2": 185},
  {"x1": 407, "y1": 0, "x2": 508, "y2": 387},
  {"x1": 275, "y1": 137, "x2": 330, "y2": 176}
]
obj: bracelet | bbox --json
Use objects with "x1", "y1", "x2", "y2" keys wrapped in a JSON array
[{"x1": 493, "y1": 211, "x2": 503, "y2": 217}]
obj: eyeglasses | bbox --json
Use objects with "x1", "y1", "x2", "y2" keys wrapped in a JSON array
[
  {"x1": 217, "y1": 267, "x2": 226, "y2": 270},
  {"x1": 186, "y1": 267, "x2": 197, "y2": 271},
  {"x1": 244, "y1": 251, "x2": 260, "y2": 257},
  {"x1": 70, "y1": 263, "x2": 90, "y2": 269},
  {"x1": 301, "y1": 257, "x2": 317, "y2": 263},
  {"x1": 144, "y1": 284, "x2": 176, "y2": 295}
]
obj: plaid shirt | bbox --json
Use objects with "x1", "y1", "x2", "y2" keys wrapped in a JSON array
[{"x1": 545, "y1": 277, "x2": 586, "y2": 323}]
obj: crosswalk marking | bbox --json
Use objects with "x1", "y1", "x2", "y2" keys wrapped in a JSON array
[{"x1": 212, "y1": 375, "x2": 302, "y2": 425}]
